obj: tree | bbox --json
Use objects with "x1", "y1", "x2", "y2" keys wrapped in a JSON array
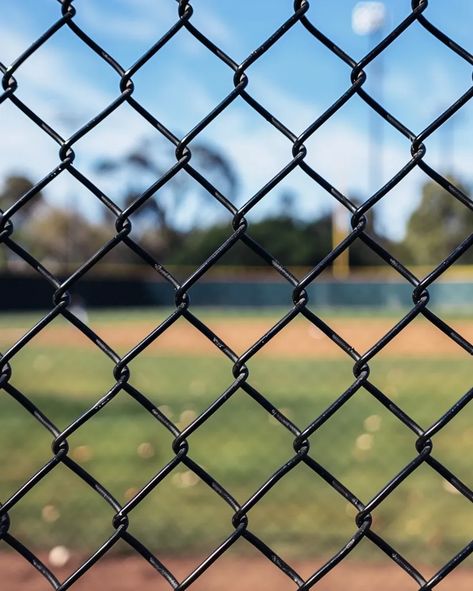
[
  {"x1": 171, "y1": 212, "x2": 332, "y2": 268},
  {"x1": 402, "y1": 177, "x2": 473, "y2": 265},
  {"x1": 348, "y1": 206, "x2": 394, "y2": 267},
  {"x1": 22, "y1": 206, "x2": 111, "y2": 271},
  {"x1": 0, "y1": 174, "x2": 45, "y2": 269},
  {"x1": 95, "y1": 137, "x2": 238, "y2": 261},
  {"x1": 0, "y1": 174, "x2": 44, "y2": 225}
]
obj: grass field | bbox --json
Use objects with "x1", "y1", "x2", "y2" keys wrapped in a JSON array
[{"x1": 0, "y1": 307, "x2": 471, "y2": 570}]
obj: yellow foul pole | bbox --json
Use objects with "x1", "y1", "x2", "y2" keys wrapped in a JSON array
[{"x1": 332, "y1": 202, "x2": 350, "y2": 279}]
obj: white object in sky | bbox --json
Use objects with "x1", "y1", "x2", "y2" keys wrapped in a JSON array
[{"x1": 352, "y1": 2, "x2": 386, "y2": 35}]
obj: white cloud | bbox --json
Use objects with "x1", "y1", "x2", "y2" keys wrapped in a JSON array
[
  {"x1": 248, "y1": 76, "x2": 320, "y2": 135},
  {"x1": 76, "y1": 0, "x2": 176, "y2": 44},
  {"x1": 0, "y1": 19, "x2": 230, "y2": 219},
  {"x1": 381, "y1": 61, "x2": 470, "y2": 131},
  {"x1": 77, "y1": 0, "x2": 233, "y2": 51},
  {"x1": 190, "y1": 4, "x2": 240, "y2": 53},
  {"x1": 76, "y1": 0, "x2": 240, "y2": 62},
  {"x1": 199, "y1": 81, "x2": 441, "y2": 240},
  {"x1": 1, "y1": 26, "x2": 113, "y2": 119},
  {"x1": 0, "y1": 24, "x2": 139, "y2": 213},
  {"x1": 1, "y1": 16, "x2": 470, "y2": 240}
]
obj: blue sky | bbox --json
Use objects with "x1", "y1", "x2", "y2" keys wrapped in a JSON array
[{"x1": 1, "y1": 0, "x2": 472, "y2": 239}]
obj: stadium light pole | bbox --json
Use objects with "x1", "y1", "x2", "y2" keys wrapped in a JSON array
[
  {"x1": 352, "y1": 1, "x2": 386, "y2": 194},
  {"x1": 332, "y1": 3, "x2": 387, "y2": 280}
]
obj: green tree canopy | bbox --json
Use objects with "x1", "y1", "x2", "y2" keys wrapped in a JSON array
[
  {"x1": 95, "y1": 136, "x2": 238, "y2": 261},
  {"x1": 0, "y1": 174, "x2": 43, "y2": 224},
  {"x1": 170, "y1": 213, "x2": 333, "y2": 268},
  {"x1": 403, "y1": 177, "x2": 473, "y2": 265}
]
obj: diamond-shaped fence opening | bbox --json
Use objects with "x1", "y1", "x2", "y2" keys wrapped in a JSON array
[{"x1": 0, "y1": 1, "x2": 472, "y2": 590}]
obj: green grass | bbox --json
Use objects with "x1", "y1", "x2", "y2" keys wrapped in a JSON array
[
  {"x1": 1, "y1": 304, "x2": 471, "y2": 331},
  {"x1": 1, "y1": 320, "x2": 471, "y2": 567}
]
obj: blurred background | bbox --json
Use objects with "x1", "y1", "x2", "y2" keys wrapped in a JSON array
[{"x1": 0, "y1": 0, "x2": 472, "y2": 588}]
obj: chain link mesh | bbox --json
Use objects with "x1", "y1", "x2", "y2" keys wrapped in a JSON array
[{"x1": 0, "y1": 0, "x2": 472, "y2": 589}]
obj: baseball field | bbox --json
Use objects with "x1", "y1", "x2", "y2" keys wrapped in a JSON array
[{"x1": 0, "y1": 307, "x2": 471, "y2": 588}]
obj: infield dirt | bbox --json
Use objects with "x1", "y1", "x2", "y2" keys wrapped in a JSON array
[
  {"x1": 1, "y1": 316, "x2": 471, "y2": 358},
  {"x1": 2, "y1": 553, "x2": 472, "y2": 591}
]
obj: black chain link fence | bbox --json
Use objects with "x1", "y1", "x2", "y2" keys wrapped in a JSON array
[{"x1": 0, "y1": 0, "x2": 472, "y2": 589}]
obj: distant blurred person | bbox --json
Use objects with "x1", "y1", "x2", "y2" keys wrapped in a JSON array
[{"x1": 69, "y1": 295, "x2": 88, "y2": 324}]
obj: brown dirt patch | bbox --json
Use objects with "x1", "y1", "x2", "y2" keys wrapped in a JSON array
[
  {"x1": 1, "y1": 553, "x2": 471, "y2": 591},
  {"x1": 2, "y1": 317, "x2": 472, "y2": 358}
]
